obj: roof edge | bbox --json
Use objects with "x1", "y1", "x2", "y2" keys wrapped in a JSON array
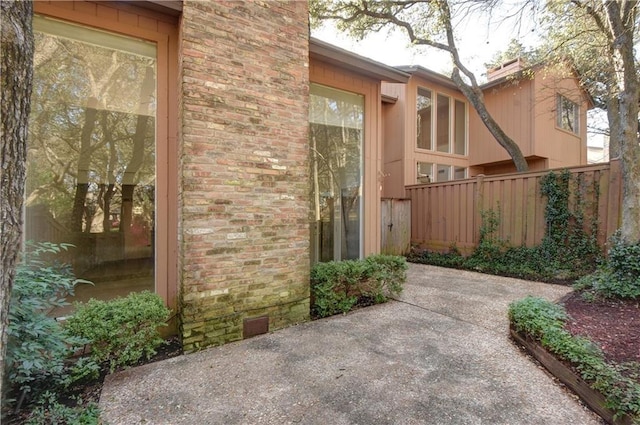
[
  {"x1": 310, "y1": 38, "x2": 410, "y2": 84},
  {"x1": 123, "y1": 1, "x2": 183, "y2": 15},
  {"x1": 395, "y1": 65, "x2": 458, "y2": 90}
]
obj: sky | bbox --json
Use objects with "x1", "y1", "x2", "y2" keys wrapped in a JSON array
[{"x1": 311, "y1": 2, "x2": 541, "y2": 82}]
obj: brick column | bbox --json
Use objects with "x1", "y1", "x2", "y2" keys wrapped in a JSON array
[{"x1": 178, "y1": 0, "x2": 310, "y2": 351}]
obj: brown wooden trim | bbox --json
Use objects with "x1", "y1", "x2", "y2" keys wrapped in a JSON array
[
  {"x1": 126, "y1": 1, "x2": 182, "y2": 15},
  {"x1": 510, "y1": 328, "x2": 634, "y2": 425},
  {"x1": 382, "y1": 94, "x2": 398, "y2": 104},
  {"x1": 102, "y1": 1, "x2": 180, "y2": 22}
]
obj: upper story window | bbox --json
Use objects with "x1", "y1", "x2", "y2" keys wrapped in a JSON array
[
  {"x1": 454, "y1": 100, "x2": 466, "y2": 155},
  {"x1": 436, "y1": 94, "x2": 450, "y2": 152},
  {"x1": 557, "y1": 95, "x2": 579, "y2": 134},
  {"x1": 417, "y1": 88, "x2": 432, "y2": 150},
  {"x1": 416, "y1": 87, "x2": 467, "y2": 155}
]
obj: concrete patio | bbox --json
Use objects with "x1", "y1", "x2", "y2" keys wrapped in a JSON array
[{"x1": 99, "y1": 263, "x2": 603, "y2": 424}]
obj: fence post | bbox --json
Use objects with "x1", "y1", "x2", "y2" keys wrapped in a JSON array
[{"x1": 474, "y1": 174, "x2": 485, "y2": 245}]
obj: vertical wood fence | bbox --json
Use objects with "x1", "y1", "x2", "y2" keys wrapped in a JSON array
[
  {"x1": 381, "y1": 198, "x2": 411, "y2": 255},
  {"x1": 406, "y1": 160, "x2": 622, "y2": 255}
]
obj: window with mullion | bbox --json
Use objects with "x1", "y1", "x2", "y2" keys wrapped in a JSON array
[
  {"x1": 416, "y1": 88, "x2": 433, "y2": 150},
  {"x1": 557, "y1": 95, "x2": 579, "y2": 134}
]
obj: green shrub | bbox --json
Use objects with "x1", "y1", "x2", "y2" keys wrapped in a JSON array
[
  {"x1": 24, "y1": 391, "x2": 100, "y2": 425},
  {"x1": 575, "y1": 233, "x2": 640, "y2": 299},
  {"x1": 65, "y1": 291, "x2": 171, "y2": 372},
  {"x1": 310, "y1": 255, "x2": 407, "y2": 318},
  {"x1": 509, "y1": 297, "x2": 640, "y2": 421},
  {"x1": 6, "y1": 242, "x2": 94, "y2": 405},
  {"x1": 365, "y1": 254, "x2": 407, "y2": 300},
  {"x1": 408, "y1": 246, "x2": 465, "y2": 269}
]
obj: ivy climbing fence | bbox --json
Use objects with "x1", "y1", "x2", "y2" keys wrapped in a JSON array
[{"x1": 406, "y1": 160, "x2": 622, "y2": 255}]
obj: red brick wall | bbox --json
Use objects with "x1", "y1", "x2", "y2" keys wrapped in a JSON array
[{"x1": 178, "y1": 0, "x2": 310, "y2": 351}]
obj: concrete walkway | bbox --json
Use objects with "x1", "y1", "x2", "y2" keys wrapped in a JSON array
[{"x1": 99, "y1": 264, "x2": 603, "y2": 424}]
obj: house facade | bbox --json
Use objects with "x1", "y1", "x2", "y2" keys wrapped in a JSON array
[
  {"x1": 381, "y1": 60, "x2": 591, "y2": 198},
  {"x1": 26, "y1": 0, "x2": 591, "y2": 351},
  {"x1": 27, "y1": 0, "x2": 407, "y2": 351}
]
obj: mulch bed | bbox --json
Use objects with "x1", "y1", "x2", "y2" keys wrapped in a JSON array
[{"x1": 562, "y1": 292, "x2": 640, "y2": 364}]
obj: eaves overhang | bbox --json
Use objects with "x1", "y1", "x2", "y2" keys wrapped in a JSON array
[
  {"x1": 119, "y1": 1, "x2": 183, "y2": 16},
  {"x1": 310, "y1": 38, "x2": 410, "y2": 84},
  {"x1": 479, "y1": 63, "x2": 596, "y2": 109},
  {"x1": 396, "y1": 65, "x2": 458, "y2": 90}
]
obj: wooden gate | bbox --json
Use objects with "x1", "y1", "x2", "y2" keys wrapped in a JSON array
[{"x1": 381, "y1": 198, "x2": 411, "y2": 255}]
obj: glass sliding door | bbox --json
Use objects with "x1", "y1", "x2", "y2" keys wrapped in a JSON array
[
  {"x1": 26, "y1": 16, "x2": 157, "y2": 315},
  {"x1": 309, "y1": 84, "x2": 364, "y2": 263}
]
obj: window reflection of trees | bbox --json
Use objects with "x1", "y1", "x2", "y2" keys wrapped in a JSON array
[
  {"x1": 26, "y1": 27, "x2": 156, "y2": 272},
  {"x1": 309, "y1": 89, "x2": 363, "y2": 262}
]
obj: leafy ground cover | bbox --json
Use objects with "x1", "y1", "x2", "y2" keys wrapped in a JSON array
[
  {"x1": 4, "y1": 243, "x2": 175, "y2": 424},
  {"x1": 510, "y1": 295, "x2": 640, "y2": 423},
  {"x1": 4, "y1": 337, "x2": 183, "y2": 425}
]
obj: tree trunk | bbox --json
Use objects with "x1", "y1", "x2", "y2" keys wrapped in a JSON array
[
  {"x1": 120, "y1": 66, "x2": 154, "y2": 234},
  {"x1": 603, "y1": 1, "x2": 640, "y2": 243},
  {"x1": 605, "y1": 97, "x2": 621, "y2": 159},
  {"x1": 435, "y1": 0, "x2": 529, "y2": 173},
  {"x1": 70, "y1": 100, "x2": 98, "y2": 232},
  {"x1": 100, "y1": 111, "x2": 117, "y2": 233},
  {"x1": 0, "y1": 0, "x2": 34, "y2": 407}
]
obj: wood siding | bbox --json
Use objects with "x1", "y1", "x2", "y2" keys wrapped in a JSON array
[
  {"x1": 532, "y1": 73, "x2": 589, "y2": 166},
  {"x1": 407, "y1": 160, "x2": 622, "y2": 255},
  {"x1": 469, "y1": 70, "x2": 589, "y2": 169},
  {"x1": 469, "y1": 78, "x2": 534, "y2": 165}
]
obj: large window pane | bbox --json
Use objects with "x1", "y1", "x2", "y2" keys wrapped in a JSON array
[
  {"x1": 454, "y1": 100, "x2": 466, "y2": 155},
  {"x1": 417, "y1": 88, "x2": 432, "y2": 150},
  {"x1": 436, "y1": 94, "x2": 450, "y2": 152},
  {"x1": 27, "y1": 16, "x2": 157, "y2": 315},
  {"x1": 309, "y1": 84, "x2": 363, "y2": 263}
]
